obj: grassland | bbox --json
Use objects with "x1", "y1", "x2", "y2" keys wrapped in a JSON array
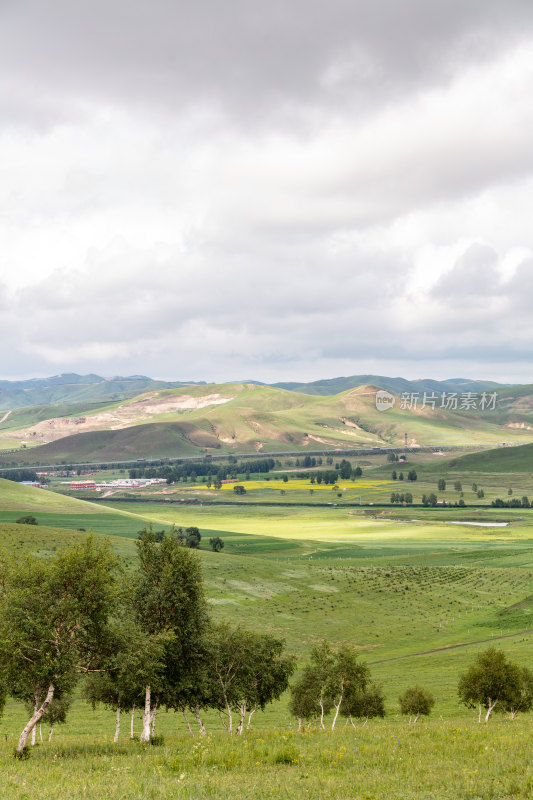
[
  {"x1": 2, "y1": 457, "x2": 533, "y2": 798},
  {"x1": 3, "y1": 381, "x2": 533, "y2": 464}
]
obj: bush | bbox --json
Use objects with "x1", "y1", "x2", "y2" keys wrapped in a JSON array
[
  {"x1": 15, "y1": 515, "x2": 38, "y2": 525},
  {"x1": 399, "y1": 686, "x2": 435, "y2": 724}
]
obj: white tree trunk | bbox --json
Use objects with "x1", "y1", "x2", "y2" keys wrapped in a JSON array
[
  {"x1": 194, "y1": 705, "x2": 206, "y2": 736},
  {"x1": 182, "y1": 708, "x2": 193, "y2": 736},
  {"x1": 31, "y1": 697, "x2": 39, "y2": 746},
  {"x1": 236, "y1": 701, "x2": 247, "y2": 735},
  {"x1": 246, "y1": 705, "x2": 257, "y2": 731},
  {"x1": 18, "y1": 684, "x2": 54, "y2": 753},
  {"x1": 478, "y1": 704, "x2": 482, "y2": 723},
  {"x1": 150, "y1": 703, "x2": 157, "y2": 736},
  {"x1": 319, "y1": 691, "x2": 325, "y2": 730},
  {"x1": 485, "y1": 700, "x2": 497, "y2": 721},
  {"x1": 114, "y1": 705, "x2": 121, "y2": 742},
  {"x1": 39, "y1": 723, "x2": 43, "y2": 743},
  {"x1": 130, "y1": 705, "x2": 135, "y2": 739},
  {"x1": 48, "y1": 725, "x2": 54, "y2": 742},
  {"x1": 331, "y1": 694, "x2": 343, "y2": 731},
  {"x1": 140, "y1": 685, "x2": 152, "y2": 743},
  {"x1": 349, "y1": 715, "x2": 357, "y2": 729},
  {"x1": 297, "y1": 717, "x2": 302, "y2": 731}
]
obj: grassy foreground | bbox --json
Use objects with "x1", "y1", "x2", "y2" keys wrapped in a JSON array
[{"x1": 1, "y1": 720, "x2": 532, "y2": 800}]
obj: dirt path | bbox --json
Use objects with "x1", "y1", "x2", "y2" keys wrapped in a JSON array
[
  {"x1": 0, "y1": 410, "x2": 11, "y2": 424},
  {"x1": 368, "y1": 628, "x2": 533, "y2": 665}
]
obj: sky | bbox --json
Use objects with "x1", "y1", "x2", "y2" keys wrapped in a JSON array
[{"x1": 2, "y1": 0, "x2": 533, "y2": 384}]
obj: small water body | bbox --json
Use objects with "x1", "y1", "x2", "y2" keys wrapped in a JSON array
[{"x1": 448, "y1": 521, "x2": 509, "y2": 527}]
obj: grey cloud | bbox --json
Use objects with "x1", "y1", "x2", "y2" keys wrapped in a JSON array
[{"x1": 2, "y1": 0, "x2": 533, "y2": 128}]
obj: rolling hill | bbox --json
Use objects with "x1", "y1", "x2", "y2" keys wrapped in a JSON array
[
  {"x1": 1, "y1": 381, "x2": 533, "y2": 465},
  {"x1": 273, "y1": 375, "x2": 507, "y2": 396},
  {"x1": 0, "y1": 373, "x2": 203, "y2": 411},
  {"x1": 425, "y1": 442, "x2": 533, "y2": 473},
  {"x1": 0, "y1": 477, "x2": 110, "y2": 512}
]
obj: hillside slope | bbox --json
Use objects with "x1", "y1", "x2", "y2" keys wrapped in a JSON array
[
  {"x1": 273, "y1": 375, "x2": 506, "y2": 396},
  {"x1": 0, "y1": 478, "x2": 110, "y2": 512},
  {"x1": 2, "y1": 382, "x2": 533, "y2": 464}
]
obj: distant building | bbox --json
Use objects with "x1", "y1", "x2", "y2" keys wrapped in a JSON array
[{"x1": 70, "y1": 481, "x2": 96, "y2": 490}]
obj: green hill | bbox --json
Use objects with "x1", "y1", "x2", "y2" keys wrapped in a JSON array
[
  {"x1": 2, "y1": 382, "x2": 533, "y2": 465},
  {"x1": 0, "y1": 478, "x2": 109, "y2": 512},
  {"x1": 0, "y1": 372, "x2": 203, "y2": 411},
  {"x1": 428, "y1": 442, "x2": 533, "y2": 473},
  {"x1": 274, "y1": 375, "x2": 506, "y2": 396}
]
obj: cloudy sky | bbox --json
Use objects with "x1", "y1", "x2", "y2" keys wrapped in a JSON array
[{"x1": 2, "y1": 0, "x2": 533, "y2": 384}]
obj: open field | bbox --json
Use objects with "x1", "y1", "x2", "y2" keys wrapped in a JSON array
[
  {"x1": 1, "y1": 719, "x2": 533, "y2": 800},
  {"x1": 3, "y1": 460, "x2": 533, "y2": 797}
]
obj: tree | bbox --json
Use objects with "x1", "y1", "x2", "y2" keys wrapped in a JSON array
[
  {"x1": 398, "y1": 472, "x2": 404, "y2": 481},
  {"x1": 0, "y1": 536, "x2": 118, "y2": 753},
  {"x1": 233, "y1": 485, "x2": 246, "y2": 495},
  {"x1": 339, "y1": 460, "x2": 352, "y2": 480},
  {"x1": 404, "y1": 492, "x2": 413, "y2": 505},
  {"x1": 407, "y1": 470, "x2": 417, "y2": 482},
  {"x1": 458, "y1": 647, "x2": 523, "y2": 722},
  {"x1": 454, "y1": 481, "x2": 462, "y2": 492},
  {"x1": 41, "y1": 693, "x2": 72, "y2": 743},
  {"x1": 477, "y1": 489, "x2": 485, "y2": 499},
  {"x1": 502, "y1": 666, "x2": 533, "y2": 719},
  {"x1": 209, "y1": 537, "x2": 224, "y2": 552},
  {"x1": 437, "y1": 479, "x2": 446, "y2": 491},
  {"x1": 354, "y1": 467, "x2": 363, "y2": 477},
  {"x1": 133, "y1": 529, "x2": 209, "y2": 743},
  {"x1": 289, "y1": 640, "x2": 335, "y2": 730},
  {"x1": 83, "y1": 613, "x2": 152, "y2": 742},
  {"x1": 392, "y1": 470, "x2": 397, "y2": 480},
  {"x1": 15, "y1": 515, "x2": 38, "y2": 525},
  {"x1": 399, "y1": 686, "x2": 435, "y2": 724},
  {"x1": 342, "y1": 681, "x2": 385, "y2": 727},
  {"x1": 185, "y1": 526, "x2": 201, "y2": 549},
  {"x1": 327, "y1": 645, "x2": 369, "y2": 731},
  {"x1": 206, "y1": 623, "x2": 295, "y2": 734}
]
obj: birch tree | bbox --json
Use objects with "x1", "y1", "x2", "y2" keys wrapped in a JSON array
[
  {"x1": 206, "y1": 623, "x2": 295, "y2": 735},
  {"x1": 502, "y1": 666, "x2": 533, "y2": 719},
  {"x1": 0, "y1": 536, "x2": 117, "y2": 753},
  {"x1": 133, "y1": 528, "x2": 208, "y2": 744},
  {"x1": 342, "y1": 681, "x2": 385, "y2": 727},
  {"x1": 399, "y1": 686, "x2": 435, "y2": 725},
  {"x1": 327, "y1": 645, "x2": 369, "y2": 731},
  {"x1": 458, "y1": 647, "x2": 521, "y2": 722},
  {"x1": 289, "y1": 640, "x2": 335, "y2": 730}
]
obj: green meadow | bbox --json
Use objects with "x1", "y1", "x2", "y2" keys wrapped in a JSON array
[{"x1": 2, "y1": 454, "x2": 533, "y2": 798}]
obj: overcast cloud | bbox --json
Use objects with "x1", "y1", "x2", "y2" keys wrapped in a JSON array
[{"x1": 2, "y1": 0, "x2": 533, "y2": 383}]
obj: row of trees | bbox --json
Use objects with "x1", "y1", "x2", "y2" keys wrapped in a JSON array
[
  {"x1": 129, "y1": 458, "x2": 276, "y2": 484},
  {"x1": 1, "y1": 533, "x2": 530, "y2": 757},
  {"x1": 390, "y1": 492, "x2": 413, "y2": 504},
  {"x1": 391, "y1": 470, "x2": 417, "y2": 481},
  {"x1": 492, "y1": 497, "x2": 531, "y2": 508},
  {"x1": 0, "y1": 530, "x2": 294, "y2": 754},
  {"x1": 289, "y1": 644, "x2": 533, "y2": 729}
]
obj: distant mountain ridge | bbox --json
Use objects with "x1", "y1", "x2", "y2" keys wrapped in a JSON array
[
  {"x1": 0, "y1": 374, "x2": 205, "y2": 411},
  {"x1": 272, "y1": 375, "x2": 507, "y2": 396},
  {"x1": 0, "y1": 372, "x2": 514, "y2": 412}
]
